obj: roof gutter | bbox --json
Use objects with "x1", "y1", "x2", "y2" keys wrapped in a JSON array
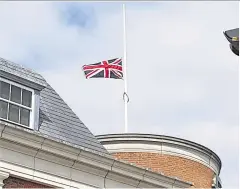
[{"x1": 0, "y1": 122, "x2": 192, "y2": 188}]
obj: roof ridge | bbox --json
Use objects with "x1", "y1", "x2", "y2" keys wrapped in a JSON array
[{"x1": 0, "y1": 57, "x2": 42, "y2": 77}]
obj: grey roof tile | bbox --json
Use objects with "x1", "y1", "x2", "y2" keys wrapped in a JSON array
[
  {"x1": 0, "y1": 57, "x2": 108, "y2": 154},
  {"x1": 0, "y1": 57, "x2": 47, "y2": 87}
]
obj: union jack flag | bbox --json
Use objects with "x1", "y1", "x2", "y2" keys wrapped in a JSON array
[{"x1": 82, "y1": 58, "x2": 123, "y2": 79}]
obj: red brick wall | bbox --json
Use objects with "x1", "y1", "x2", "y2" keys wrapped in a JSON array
[
  {"x1": 113, "y1": 152, "x2": 214, "y2": 188},
  {"x1": 3, "y1": 176, "x2": 52, "y2": 188}
]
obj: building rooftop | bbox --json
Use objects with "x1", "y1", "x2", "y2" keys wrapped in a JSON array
[
  {"x1": 97, "y1": 133, "x2": 222, "y2": 175},
  {"x1": 0, "y1": 57, "x2": 108, "y2": 154}
]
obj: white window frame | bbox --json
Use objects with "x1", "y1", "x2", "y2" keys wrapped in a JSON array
[{"x1": 0, "y1": 77, "x2": 35, "y2": 129}]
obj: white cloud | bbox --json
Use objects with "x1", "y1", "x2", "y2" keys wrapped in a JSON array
[{"x1": 0, "y1": 1, "x2": 238, "y2": 187}]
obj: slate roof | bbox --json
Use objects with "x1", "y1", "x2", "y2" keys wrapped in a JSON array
[{"x1": 0, "y1": 57, "x2": 108, "y2": 154}]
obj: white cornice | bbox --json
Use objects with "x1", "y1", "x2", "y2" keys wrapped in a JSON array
[
  {"x1": 0, "y1": 171, "x2": 9, "y2": 189},
  {"x1": 0, "y1": 123, "x2": 192, "y2": 188},
  {"x1": 96, "y1": 133, "x2": 222, "y2": 175}
]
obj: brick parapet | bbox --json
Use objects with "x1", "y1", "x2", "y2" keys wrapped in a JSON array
[
  {"x1": 113, "y1": 152, "x2": 214, "y2": 188},
  {"x1": 97, "y1": 133, "x2": 222, "y2": 188}
]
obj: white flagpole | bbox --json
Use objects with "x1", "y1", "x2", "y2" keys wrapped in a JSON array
[{"x1": 122, "y1": 3, "x2": 128, "y2": 133}]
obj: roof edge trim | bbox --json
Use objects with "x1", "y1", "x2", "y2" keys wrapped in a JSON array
[
  {"x1": 0, "y1": 70, "x2": 46, "y2": 91},
  {"x1": 0, "y1": 123, "x2": 192, "y2": 188}
]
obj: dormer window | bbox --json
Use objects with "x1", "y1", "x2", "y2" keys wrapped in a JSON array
[{"x1": 0, "y1": 77, "x2": 35, "y2": 129}]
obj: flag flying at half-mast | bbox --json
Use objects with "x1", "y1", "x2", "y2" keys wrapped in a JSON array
[
  {"x1": 82, "y1": 58, "x2": 123, "y2": 79},
  {"x1": 82, "y1": 4, "x2": 129, "y2": 133}
]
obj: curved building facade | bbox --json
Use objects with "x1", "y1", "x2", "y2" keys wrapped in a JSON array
[{"x1": 97, "y1": 134, "x2": 222, "y2": 188}]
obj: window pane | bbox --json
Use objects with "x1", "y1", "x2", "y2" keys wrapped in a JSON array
[
  {"x1": 20, "y1": 108, "x2": 30, "y2": 126},
  {"x1": 11, "y1": 85, "x2": 21, "y2": 104},
  {"x1": 8, "y1": 104, "x2": 19, "y2": 123},
  {"x1": 0, "y1": 81, "x2": 10, "y2": 100},
  {"x1": 22, "y1": 89, "x2": 32, "y2": 107},
  {"x1": 0, "y1": 100, "x2": 8, "y2": 119}
]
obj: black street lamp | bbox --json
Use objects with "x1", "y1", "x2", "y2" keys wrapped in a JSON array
[{"x1": 223, "y1": 28, "x2": 239, "y2": 56}]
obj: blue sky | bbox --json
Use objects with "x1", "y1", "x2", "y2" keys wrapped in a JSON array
[{"x1": 0, "y1": 1, "x2": 238, "y2": 188}]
